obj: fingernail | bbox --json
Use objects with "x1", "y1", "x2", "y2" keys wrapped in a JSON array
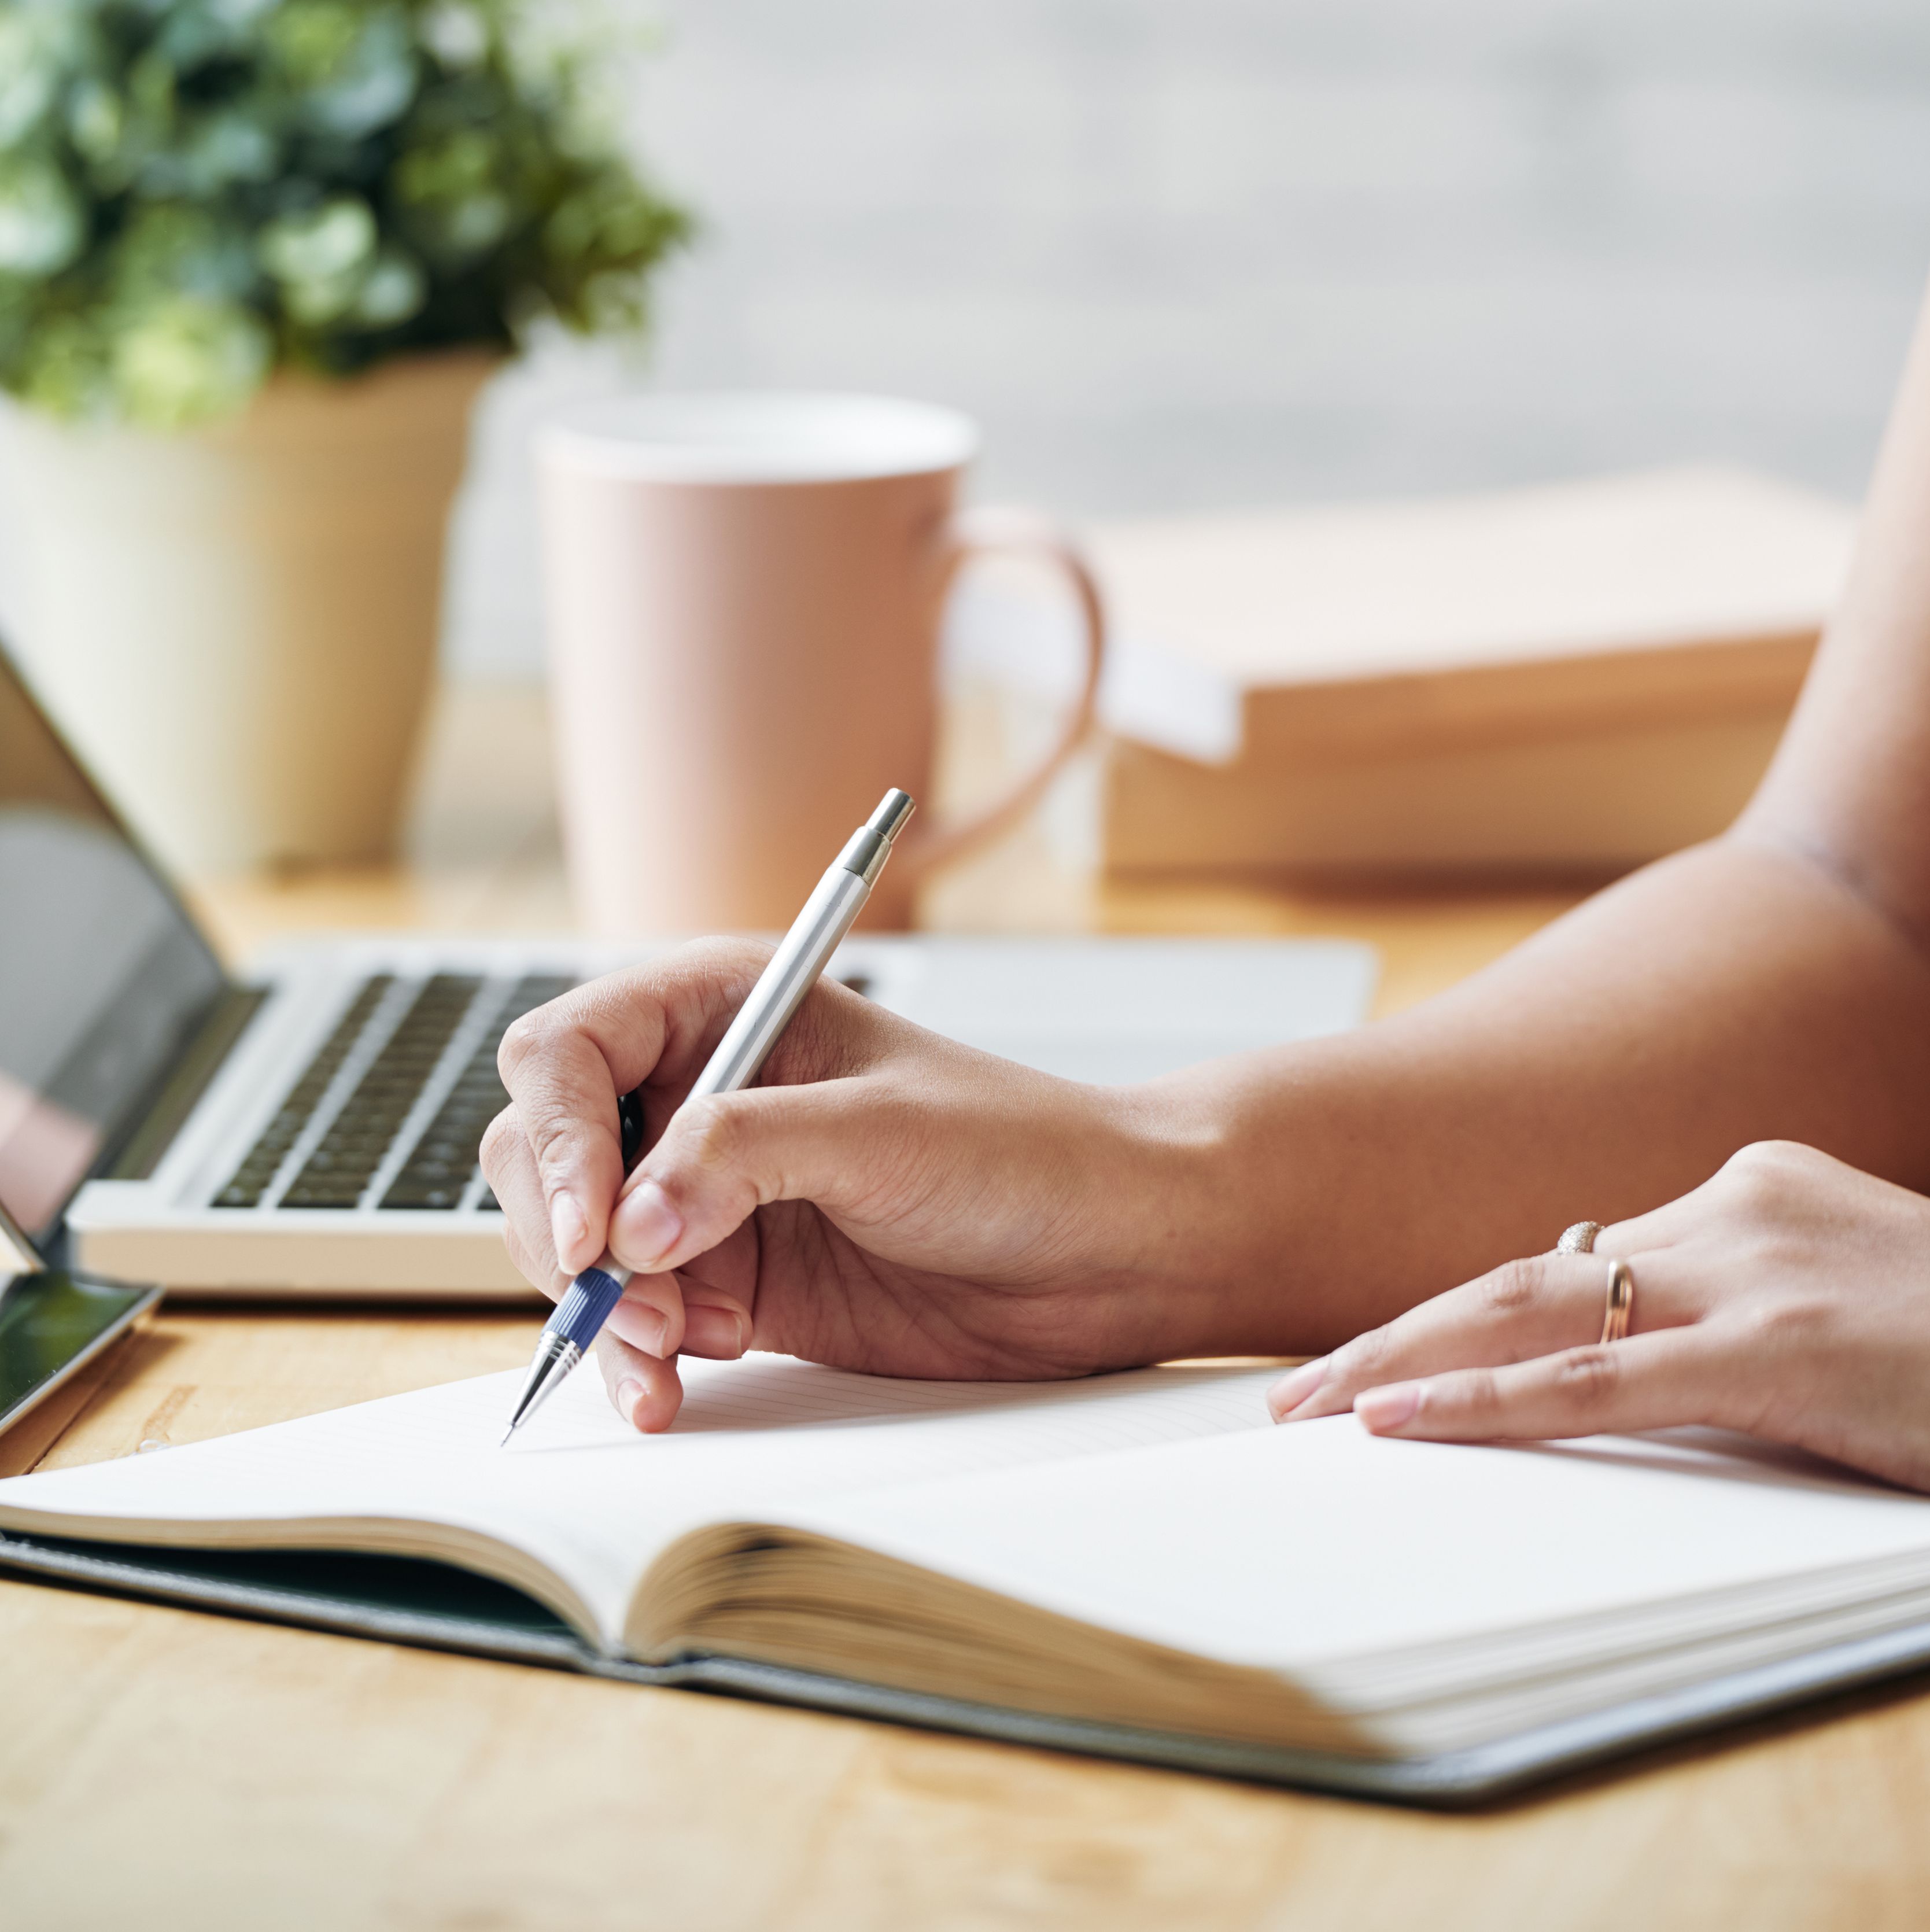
[
  {"x1": 549, "y1": 1192, "x2": 588, "y2": 1266},
  {"x1": 616, "y1": 1378, "x2": 647, "y2": 1429},
  {"x1": 1267, "y1": 1358, "x2": 1329, "y2": 1421},
  {"x1": 683, "y1": 1304, "x2": 751, "y2": 1358},
  {"x1": 614, "y1": 1179, "x2": 684, "y2": 1269},
  {"x1": 1357, "y1": 1382, "x2": 1425, "y2": 1432}
]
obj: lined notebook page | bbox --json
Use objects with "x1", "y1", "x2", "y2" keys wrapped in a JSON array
[{"x1": 0, "y1": 1355, "x2": 1281, "y2": 1649}]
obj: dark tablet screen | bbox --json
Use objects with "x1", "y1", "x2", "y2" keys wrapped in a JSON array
[{"x1": 0, "y1": 1269, "x2": 155, "y2": 1432}]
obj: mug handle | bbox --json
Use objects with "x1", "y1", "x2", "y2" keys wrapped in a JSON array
[{"x1": 897, "y1": 504, "x2": 1108, "y2": 879}]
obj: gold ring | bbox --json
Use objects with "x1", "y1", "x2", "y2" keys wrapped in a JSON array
[
  {"x1": 1600, "y1": 1259, "x2": 1634, "y2": 1344},
  {"x1": 1556, "y1": 1221, "x2": 1603, "y2": 1255}
]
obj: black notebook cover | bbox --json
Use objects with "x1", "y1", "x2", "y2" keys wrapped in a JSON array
[{"x1": 6, "y1": 1527, "x2": 1930, "y2": 1806}]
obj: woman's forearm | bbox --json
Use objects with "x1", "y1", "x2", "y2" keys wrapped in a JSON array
[
  {"x1": 1139, "y1": 832, "x2": 1930, "y2": 1355},
  {"x1": 1128, "y1": 281, "x2": 1930, "y2": 1359},
  {"x1": 486, "y1": 278, "x2": 1930, "y2": 1425}
]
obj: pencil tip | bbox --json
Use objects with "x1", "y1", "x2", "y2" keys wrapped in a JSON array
[{"x1": 497, "y1": 1425, "x2": 515, "y2": 1449}]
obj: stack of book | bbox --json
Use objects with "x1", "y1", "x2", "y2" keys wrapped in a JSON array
[{"x1": 961, "y1": 467, "x2": 1855, "y2": 882}]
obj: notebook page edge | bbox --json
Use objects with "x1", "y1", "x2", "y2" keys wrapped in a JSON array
[
  {"x1": 0, "y1": 1355, "x2": 1287, "y2": 1656},
  {"x1": 754, "y1": 1413, "x2": 1930, "y2": 1699}
]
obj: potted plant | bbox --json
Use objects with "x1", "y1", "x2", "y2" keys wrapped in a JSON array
[{"x1": 0, "y1": 0, "x2": 687, "y2": 873}]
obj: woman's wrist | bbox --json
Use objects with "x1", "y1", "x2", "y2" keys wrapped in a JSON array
[
  {"x1": 1081, "y1": 1065, "x2": 1287, "y2": 1363},
  {"x1": 1096, "y1": 1035, "x2": 1446, "y2": 1363}
]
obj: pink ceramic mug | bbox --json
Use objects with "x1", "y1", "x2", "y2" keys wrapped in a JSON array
[{"x1": 537, "y1": 392, "x2": 1106, "y2": 932}]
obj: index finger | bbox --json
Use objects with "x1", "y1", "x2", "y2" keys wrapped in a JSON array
[
  {"x1": 496, "y1": 953, "x2": 756, "y2": 1275},
  {"x1": 496, "y1": 1000, "x2": 642, "y2": 1277},
  {"x1": 1351, "y1": 1326, "x2": 1729, "y2": 1443},
  {"x1": 1270, "y1": 1248, "x2": 1702, "y2": 1422}
]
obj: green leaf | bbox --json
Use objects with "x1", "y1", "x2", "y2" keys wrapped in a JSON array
[
  {"x1": 110, "y1": 296, "x2": 274, "y2": 429},
  {"x1": 259, "y1": 196, "x2": 377, "y2": 284},
  {"x1": 116, "y1": 203, "x2": 261, "y2": 305},
  {"x1": 0, "y1": 160, "x2": 86, "y2": 278},
  {"x1": 0, "y1": 12, "x2": 84, "y2": 149},
  {"x1": 349, "y1": 244, "x2": 427, "y2": 327},
  {"x1": 272, "y1": 4, "x2": 419, "y2": 138},
  {"x1": 68, "y1": 81, "x2": 127, "y2": 166},
  {"x1": 0, "y1": 0, "x2": 690, "y2": 429}
]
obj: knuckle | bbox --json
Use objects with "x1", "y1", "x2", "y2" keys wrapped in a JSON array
[
  {"x1": 595, "y1": 1348, "x2": 633, "y2": 1404},
  {"x1": 1331, "y1": 1325, "x2": 1399, "y2": 1387},
  {"x1": 1552, "y1": 1345, "x2": 1622, "y2": 1409},
  {"x1": 526, "y1": 1108, "x2": 590, "y2": 1188},
  {"x1": 1717, "y1": 1140, "x2": 1815, "y2": 1210},
  {"x1": 1478, "y1": 1256, "x2": 1547, "y2": 1318},
  {"x1": 678, "y1": 934, "x2": 772, "y2": 975},
  {"x1": 1452, "y1": 1366, "x2": 1503, "y2": 1417},
  {"x1": 669, "y1": 936, "x2": 774, "y2": 1009},
  {"x1": 478, "y1": 1107, "x2": 519, "y2": 1177},
  {"x1": 496, "y1": 1009, "x2": 555, "y2": 1082},
  {"x1": 1715, "y1": 1152, "x2": 1778, "y2": 1214},
  {"x1": 674, "y1": 1096, "x2": 743, "y2": 1177},
  {"x1": 765, "y1": 982, "x2": 861, "y2": 1081},
  {"x1": 1737, "y1": 1296, "x2": 1829, "y2": 1353}
]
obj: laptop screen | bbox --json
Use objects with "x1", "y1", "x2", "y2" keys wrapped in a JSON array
[{"x1": 0, "y1": 646, "x2": 226, "y2": 1247}]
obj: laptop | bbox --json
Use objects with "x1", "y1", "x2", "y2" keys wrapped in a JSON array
[{"x1": 0, "y1": 643, "x2": 1377, "y2": 1299}]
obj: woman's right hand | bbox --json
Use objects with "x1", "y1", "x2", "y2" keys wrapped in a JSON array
[{"x1": 480, "y1": 939, "x2": 1212, "y2": 1432}]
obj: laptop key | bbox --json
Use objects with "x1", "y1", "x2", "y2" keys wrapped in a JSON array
[
  {"x1": 214, "y1": 976, "x2": 393, "y2": 1208},
  {"x1": 281, "y1": 976, "x2": 484, "y2": 1210},
  {"x1": 379, "y1": 974, "x2": 575, "y2": 1211},
  {"x1": 282, "y1": 1184, "x2": 366, "y2": 1208}
]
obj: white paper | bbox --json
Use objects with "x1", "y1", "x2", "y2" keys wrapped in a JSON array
[{"x1": 0, "y1": 1355, "x2": 1283, "y2": 1647}]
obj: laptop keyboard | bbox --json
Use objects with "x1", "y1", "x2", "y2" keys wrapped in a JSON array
[
  {"x1": 213, "y1": 973, "x2": 574, "y2": 1213},
  {"x1": 380, "y1": 975, "x2": 573, "y2": 1209},
  {"x1": 213, "y1": 977, "x2": 394, "y2": 1209},
  {"x1": 279, "y1": 975, "x2": 482, "y2": 1208}
]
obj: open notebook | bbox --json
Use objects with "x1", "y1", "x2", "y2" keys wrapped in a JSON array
[{"x1": 6, "y1": 1354, "x2": 1930, "y2": 1805}]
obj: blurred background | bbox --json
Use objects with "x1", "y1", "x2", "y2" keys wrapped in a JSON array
[{"x1": 449, "y1": 0, "x2": 1930, "y2": 679}]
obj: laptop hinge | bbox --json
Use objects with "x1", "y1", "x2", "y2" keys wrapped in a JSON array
[{"x1": 106, "y1": 983, "x2": 271, "y2": 1182}]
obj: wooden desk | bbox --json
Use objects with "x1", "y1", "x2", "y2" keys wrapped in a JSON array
[{"x1": 4, "y1": 687, "x2": 1924, "y2": 1930}]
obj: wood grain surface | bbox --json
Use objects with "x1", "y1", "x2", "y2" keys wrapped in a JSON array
[{"x1": 6, "y1": 684, "x2": 1925, "y2": 1930}]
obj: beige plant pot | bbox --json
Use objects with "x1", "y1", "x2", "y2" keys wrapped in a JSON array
[{"x1": 0, "y1": 350, "x2": 495, "y2": 876}]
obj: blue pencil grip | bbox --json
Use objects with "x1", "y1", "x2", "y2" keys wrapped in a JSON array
[{"x1": 549, "y1": 1266, "x2": 628, "y2": 1350}]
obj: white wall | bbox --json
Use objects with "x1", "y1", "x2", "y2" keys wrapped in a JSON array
[
  {"x1": 40, "y1": 1, "x2": 1930, "y2": 681},
  {"x1": 451, "y1": 0, "x2": 1930, "y2": 674}
]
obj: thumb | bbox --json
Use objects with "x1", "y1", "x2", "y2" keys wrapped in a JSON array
[{"x1": 604, "y1": 1080, "x2": 887, "y2": 1275}]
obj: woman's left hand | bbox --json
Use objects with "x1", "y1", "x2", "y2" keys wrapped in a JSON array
[{"x1": 1267, "y1": 1141, "x2": 1930, "y2": 1492}]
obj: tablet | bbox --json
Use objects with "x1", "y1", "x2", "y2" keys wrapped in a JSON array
[{"x1": 0, "y1": 1268, "x2": 160, "y2": 1439}]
